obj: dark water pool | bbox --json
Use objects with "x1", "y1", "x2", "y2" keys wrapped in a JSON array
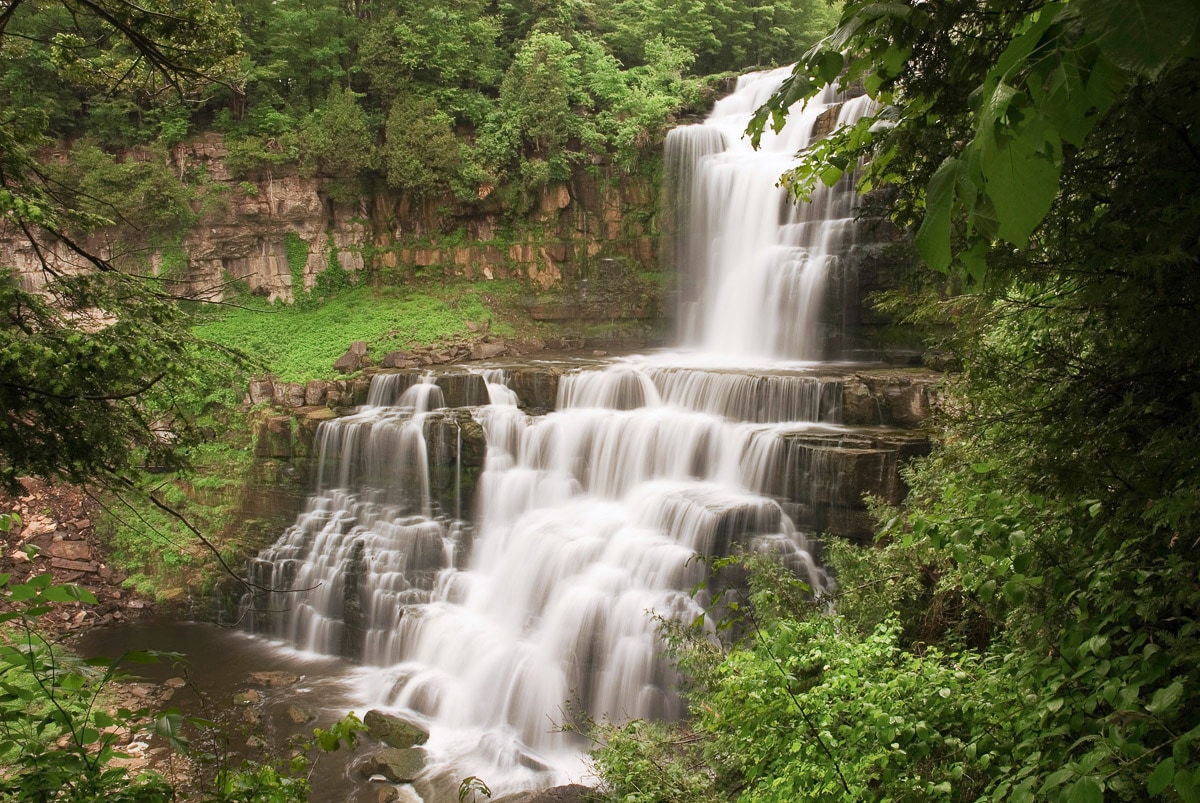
[{"x1": 73, "y1": 620, "x2": 371, "y2": 801}]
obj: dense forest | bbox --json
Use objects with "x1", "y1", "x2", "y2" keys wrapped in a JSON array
[
  {"x1": 1, "y1": 0, "x2": 1198, "y2": 801},
  {"x1": 1, "y1": 0, "x2": 837, "y2": 224}
]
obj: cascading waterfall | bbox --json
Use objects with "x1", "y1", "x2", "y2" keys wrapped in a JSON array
[
  {"x1": 669, "y1": 66, "x2": 875, "y2": 359},
  {"x1": 243, "y1": 67, "x2": 871, "y2": 798}
]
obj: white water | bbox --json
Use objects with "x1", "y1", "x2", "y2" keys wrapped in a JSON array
[{"x1": 244, "y1": 68, "x2": 869, "y2": 799}]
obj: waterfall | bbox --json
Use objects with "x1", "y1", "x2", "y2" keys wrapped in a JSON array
[
  {"x1": 670, "y1": 66, "x2": 875, "y2": 360},
  {"x1": 243, "y1": 68, "x2": 869, "y2": 797}
]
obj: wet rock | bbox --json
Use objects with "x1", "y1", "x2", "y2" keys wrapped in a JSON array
[
  {"x1": 233, "y1": 689, "x2": 262, "y2": 706},
  {"x1": 304, "y1": 380, "x2": 328, "y2": 406},
  {"x1": 355, "y1": 747, "x2": 427, "y2": 783},
  {"x1": 531, "y1": 785, "x2": 594, "y2": 803},
  {"x1": 470, "y1": 341, "x2": 508, "y2": 360},
  {"x1": 433, "y1": 373, "x2": 488, "y2": 408},
  {"x1": 492, "y1": 786, "x2": 594, "y2": 803},
  {"x1": 247, "y1": 670, "x2": 300, "y2": 688},
  {"x1": 341, "y1": 539, "x2": 367, "y2": 661},
  {"x1": 255, "y1": 416, "x2": 294, "y2": 459},
  {"x1": 363, "y1": 709, "x2": 429, "y2": 749},
  {"x1": 507, "y1": 366, "x2": 562, "y2": 411},
  {"x1": 285, "y1": 704, "x2": 316, "y2": 724},
  {"x1": 381, "y1": 351, "x2": 420, "y2": 369},
  {"x1": 840, "y1": 370, "x2": 939, "y2": 427}
]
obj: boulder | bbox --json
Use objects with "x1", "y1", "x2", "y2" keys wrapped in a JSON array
[
  {"x1": 249, "y1": 378, "x2": 275, "y2": 405},
  {"x1": 285, "y1": 704, "x2": 316, "y2": 724},
  {"x1": 355, "y1": 747, "x2": 427, "y2": 783},
  {"x1": 233, "y1": 689, "x2": 261, "y2": 706},
  {"x1": 363, "y1": 709, "x2": 429, "y2": 749},
  {"x1": 304, "y1": 380, "x2": 328, "y2": 406},
  {"x1": 246, "y1": 670, "x2": 299, "y2": 688},
  {"x1": 381, "y1": 351, "x2": 420, "y2": 369},
  {"x1": 470, "y1": 341, "x2": 508, "y2": 360},
  {"x1": 335, "y1": 341, "x2": 370, "y2": 373}
]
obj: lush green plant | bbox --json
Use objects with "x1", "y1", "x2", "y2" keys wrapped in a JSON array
[
  {"x1": 382, "y1": 95, "x2": 465, "y2": 197},
  {"x1": 298, "y1": 87, "x2": 378, "y2": 180},
  {"x1": 190, "y1": 285, "x2": 508, "y2": 382},
  {"x1": 0, "y1": 513, "x2": 177, "y2": 800}
]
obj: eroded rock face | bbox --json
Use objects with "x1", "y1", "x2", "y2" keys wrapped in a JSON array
[{"x1": 840, "y1": 370, "x2": 940, "y2": 427}]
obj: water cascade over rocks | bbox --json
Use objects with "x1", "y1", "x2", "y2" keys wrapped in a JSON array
[{"x1": 243, "y1": 67, "x2": 896, "y2": 799}]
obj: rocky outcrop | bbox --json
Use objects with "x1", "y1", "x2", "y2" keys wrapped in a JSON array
[
  {"x1": 363, "y1": 710, "x2": 429, "y2": 750},
  {"x1": 840, "y1": 369, "x2": 940, "y2": 427},
  {"x1": 356, "y1": 747, "x2": 427, "y2": 783}
]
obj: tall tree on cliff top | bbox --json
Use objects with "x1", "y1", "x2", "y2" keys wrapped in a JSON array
[{"x1": 0, "y1": 0, "x2": 241, "y2": 491}]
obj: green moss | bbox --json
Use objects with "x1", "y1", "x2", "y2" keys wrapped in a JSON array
[
  {"x1": 191, "y1": 284, "x2": 515, "y2": 381},
  {"x1": 284, "y1": 231, "x2": 309, "y2": 295}
]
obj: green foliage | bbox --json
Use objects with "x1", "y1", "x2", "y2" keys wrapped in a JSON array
[
  {"x1": 382, "y1": 96, "x2": 465, "y2": 197},
  {"x1": 283, "y1": 232, "x2": 309, "y2": 297},
  {"x1": 298, "y1": 87, "x2": 378, "y2": 179},
  {"x1": 500, "y1": 32, "x2": 587, "y2": 158},
  {"x1": 360, "y1": 1, "x2": 504, "y2": 125},
  {"x1": 191, "y1": 285, "x2": 502, "y2": 381},
  {"x1": 0, "y1": 567, "x2": 179, "y2": 801},
  {"x1": 592, "y1": 560, "x2": 1014, "y2": 802},
  {"x1": 0, "y1": 266, "x2": 224, "y2": 490},
  {"x1": 221, "y1": 132, "x2": 300, "y2": 178},
  {"x1": 48, "y1": 142, "x2": 197, "y2": 235}
]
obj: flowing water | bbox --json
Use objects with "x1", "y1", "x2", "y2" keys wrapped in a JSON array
[{"x1": 242, "y1": 67, "x2": 875, "y2": 799}]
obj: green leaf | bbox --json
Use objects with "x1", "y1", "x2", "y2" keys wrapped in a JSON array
[
  {"x1": 1146, "y1": 681, "x2": 1183, "y2": 714},
  {"x1": 1079, "y1": 0, "x2": 1200, "y2": 77},
  {"x1": 1148, "y1": 757, "x2": 1175, "y2": 796},
  {"x1": 41, "y1": 584, "x2": 97, "y2": 604},
  {"x1": 1066, "y1": 776, "x2": 1104, "y2": 803},
  {"x1": 819, "y1": 166, "x2": 844, "y2": 187},
  {"x1": 981, "y1": 114, "x2": 1061, "y2": 246},
  {"x1": 915, "y1": 156, "x2": 960, "y2": 270},
  {"x1": 1177, "y1": 769, "x2": 1200, "y2": 803}
]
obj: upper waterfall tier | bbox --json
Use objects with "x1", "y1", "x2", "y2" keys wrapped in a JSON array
[{"x1": 667, "y1": 67, "x2": 876, "y2": 360}]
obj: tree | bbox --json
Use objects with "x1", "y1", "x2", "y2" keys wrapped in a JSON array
[
  {"x1": 299, "y1": 86, "x2": 379, "y2": 178},
  {"x1": 381, "y1": 94, "x2": 463, "y2": 197},
  {"x1": 359, "y1": 0, "x2": 504, "y2": 125},
  {"x1": 0, "y1": 0, "x2": 241, "y2": 490}
]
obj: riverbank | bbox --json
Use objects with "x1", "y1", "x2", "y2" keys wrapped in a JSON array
[{"x1": 0, "y1": 478, "x2": 160, "y2": 638}]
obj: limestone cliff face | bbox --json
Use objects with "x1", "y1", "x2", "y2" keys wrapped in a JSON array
[
  {"x1": 169, "y1": 134, "x2": 660, "y2": 304},
  {"x1": 170, "y1": 134, "x2": 366, "y2": 303},
  {"x1": 1, "y1": 133, "x2": 661, "y2": 306}
]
